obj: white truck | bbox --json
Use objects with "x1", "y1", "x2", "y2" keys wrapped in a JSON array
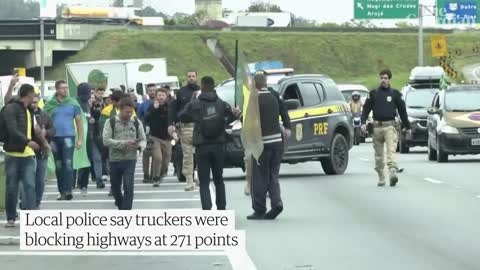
[
  {"x1": 66, "y1": 58, "x2": 179, "y2": 101},
  {"x1": 225, "y1": 12, "x2": 294, "y2": 27},
  {"x1": 236, "y1": 16, "x2": 269, "y2": 27}
]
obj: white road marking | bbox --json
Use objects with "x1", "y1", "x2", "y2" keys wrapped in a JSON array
[
  {"x1": 454, "y1": 186, "x2": 462, "y2": 189},
  {"x1": 0, "y1": 236, "x2": 19, "y2": 240},
  {"x1": 227, "y1": 250, "x2": 257, "y2": 270},
  {"x1": 45, "y1": 183, "x2": 185, "y2": 188},
  {"x1": 43, "y1": 190, "x2": 194, "y2": 195},
  {"x1": 476, "y1": 195, "x2": 480, "y2": 199},
  {"x1": 0, "y1": 251, "x2": 225, "y2": 256},
  {"x1": 359, "y1": 158, "x2": 370, "y2": 162},
  {"x1": 41, "y1": 198, "x2": 198, "y2": 204},
  {"x1": 423, "y1": 178, "x2": 443, "y2": 184}
]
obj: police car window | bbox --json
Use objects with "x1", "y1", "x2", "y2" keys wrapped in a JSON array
[
  {"x1": 299, "y1": 83, "x2": 321, "y2": 107},
  {"x1": 314, "y1": 83, "x2": 326, "y2": 102},
  {"x1": 323, "y1": 79, "x2": 343, "y2": 101},
  {"x1": 283, "y1": 83, "x2": 301, "y2": 102}
]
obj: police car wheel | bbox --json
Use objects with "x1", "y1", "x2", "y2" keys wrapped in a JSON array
[
  {"x1": 436, "y1": 137, "x2": 448, "y2": 163},
  {"x1": 321, "y1": 133, "x2": 349, "y2": 175}
]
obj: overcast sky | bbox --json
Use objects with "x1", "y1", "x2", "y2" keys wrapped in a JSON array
[{"x1": 54, "y1": 0, "x2": 442, "y2": 26}]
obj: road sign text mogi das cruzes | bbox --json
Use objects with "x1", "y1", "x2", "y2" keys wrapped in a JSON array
[{"x1": 354, "y1": 0, "x2": 419, "y2": 19}]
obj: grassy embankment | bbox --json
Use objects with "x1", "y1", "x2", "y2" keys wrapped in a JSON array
[{"x1": 47, "y1": 30, "x2": 480, "y2": 90}]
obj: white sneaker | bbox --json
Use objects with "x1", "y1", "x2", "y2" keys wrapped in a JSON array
[{"x1": 81, "y1": 188, "x2": 88, "y2": 197}]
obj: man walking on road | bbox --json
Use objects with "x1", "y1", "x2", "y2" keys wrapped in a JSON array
[
  {"x1": 247, "y1": 73, "x2": 286, "y2": 220},
  {"x1": 139, "y1": 84, "x2": 158, "y2": 183},
  {"x1": 179, "y1": 76, "x2": 239, "y2": 210},
  {"x1": 169, "y1": 71, "x2": 200, "y2": 191},
  {"x1": 76, "y1": 83, "x2": 105, "y2": 195},
  {"x1": 3, "y1": 84, "x2": 40, "y2": 227},
  {"x1": 144, "y1": 88, "x2": 172, "y2": 187},
  {"x1": 103, "y1": 97, "x2": 146, "y2": 210},
  {"x1": 44, "y1": 80, "x2": 84, "y2": 201},
  {"x1": 31, "y1": 95, "x2": 55, "y2": 209},
  {"x1": 361, "y1": 69, "x2": 411, "y2": 187}
]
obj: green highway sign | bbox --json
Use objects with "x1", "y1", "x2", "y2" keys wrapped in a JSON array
[
  {"x1": 354, "y1": 0, "x2": 419, "y2": 19},
  {"x1": 436, "y1": 0, "x2": 480, "y2": 24}
]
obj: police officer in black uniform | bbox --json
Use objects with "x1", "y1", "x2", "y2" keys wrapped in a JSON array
[{"x1": 361, "y1": 69, "x2": 411, "y2": 187}]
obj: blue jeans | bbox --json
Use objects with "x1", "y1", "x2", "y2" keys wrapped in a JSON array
[
  {"x1": 110, "y1": 160, "x2": 136, "y2": 210},
  {"x1": 77, "y1": 137, "x2": 103, "y2": 189},
  {"x1": 5, "y1": 156, "x2": 36, "y2": 221},
  {"x1": 92, "y1": 141, "x2": 103, "y2": 182},
  {"x1": 51, "y1": 136, "x2": 75, "y2": 195},
  {"x1": 35, "y1": 156, "x2": 48, "y2": 207}
]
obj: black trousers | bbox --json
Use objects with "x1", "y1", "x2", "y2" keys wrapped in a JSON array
[
  {"x1": 196, "y1": 144, "x2": 226, "y2": 210},
  {"x1": 251, "y1": 144, "x2": 283, "y2": 213},
  {"x1": 77, "y1": 137, "x2": 102, "y2": 189}
]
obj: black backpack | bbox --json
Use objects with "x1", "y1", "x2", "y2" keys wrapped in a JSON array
[
  {"x1": 199, "y1": 99, "x2": 225, "y2": 139},
  {"x1": 0, "y1": 106, "x2": 7, "y2": 143},
  {"x1": 110, "y1": 115, "x2": 140, "y2": 139}
]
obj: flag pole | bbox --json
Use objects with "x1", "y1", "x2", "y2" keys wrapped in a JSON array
[{"x1": 234, "y1": 40, "x2": 239, "y2": 108}]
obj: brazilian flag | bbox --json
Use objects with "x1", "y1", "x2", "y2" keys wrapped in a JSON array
[{"x1": 235, "y1": 41, "x2": 264, "y2": 162}]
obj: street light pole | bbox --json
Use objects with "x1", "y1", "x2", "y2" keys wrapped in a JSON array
[
  {"x1": 418, "y1": 4, "x2": 424, "y2": 67},
  {"x1": 40, "y1": 17, "x2": 45, "y2": 98}
]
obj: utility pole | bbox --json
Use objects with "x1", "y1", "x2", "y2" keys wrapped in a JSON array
[
  {"x1": 40, "y1": 18, "x2": 45, "y2": 98},
  {"x1": 418, "y1": 4, "x2": 436, "y2": 67},
  {"x1": 418, "y1": 4, "x2": 424, "y2": 66}
]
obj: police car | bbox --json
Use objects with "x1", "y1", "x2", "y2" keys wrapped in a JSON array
[
  {"x1": 427, "y1": 85, "x2": 480, "y2": 162},
  {"x1": 217, "y1": 74, "x2": 354, "y2": 175}
]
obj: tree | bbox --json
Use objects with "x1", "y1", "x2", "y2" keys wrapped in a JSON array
[
  {"x1": 0, "y1": 0, "x2": 39, "y2": 20},
  {"x1": 294, "y1": 16, "x2": 317, "y2": 27},
  {"x1": 395, "y1": 21, "x2": 415, "y2": 28},
  {"x1": 247, "y1": 1, "x2": 282, "y2": 12},
  {"x1": 318, "y1": 22, "x2": 342, "y2": 28},
  {"x1": 113, "y1": 0, "x2": 124, "y2": 7},
  {"x1": 137, "y1": 6, "x2": 169, "y2": 18}
]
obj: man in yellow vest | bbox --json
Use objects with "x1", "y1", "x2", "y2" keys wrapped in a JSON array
[{"x1": 3, "y1": 84, "x2": 40, "y2": 227}]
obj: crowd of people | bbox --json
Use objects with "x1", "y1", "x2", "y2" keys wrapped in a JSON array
[{"x1": 3, "y1": 70, "x2": 292, "y2": 227}]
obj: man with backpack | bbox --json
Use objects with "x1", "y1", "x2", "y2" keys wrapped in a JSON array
[
  {"x1": 179, "y1": 76, "x2": 240, "y2": 210},
  {"x1": 2, "y1": 84, "x2": 40, "y2": 227},
  {"x1": 103, "y1": 97, "x2": 146, "y2": 210}
]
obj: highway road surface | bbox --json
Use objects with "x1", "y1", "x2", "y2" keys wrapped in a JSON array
[{"x1": 1, "y1": 143, "x2": 480, "y2": 270}]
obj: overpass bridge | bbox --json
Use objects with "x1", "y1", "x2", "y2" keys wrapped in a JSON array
[{"x1": 0, "y1": 20, "x2": 125, "y2": 75}]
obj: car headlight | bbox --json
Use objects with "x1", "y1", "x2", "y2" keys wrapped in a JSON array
[{"x1": 440, "y1": 123, "x2": 459, "y2": 134}]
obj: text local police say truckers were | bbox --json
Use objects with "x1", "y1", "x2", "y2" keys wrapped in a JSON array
[{"x1": 24, "y1": 212, "x2": 229, "y2": 229}]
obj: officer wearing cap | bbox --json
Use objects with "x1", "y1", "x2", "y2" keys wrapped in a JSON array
[{"x1": 361, "y1": 69, "x2": 410, "y2": 187}]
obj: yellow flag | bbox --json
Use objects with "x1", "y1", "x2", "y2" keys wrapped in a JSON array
[{"x1": 241, "y1": 77, "x2": 264, "y2": 162}]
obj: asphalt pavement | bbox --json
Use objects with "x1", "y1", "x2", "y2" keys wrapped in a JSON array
[{"x1": 1, "y1": 142, "x2": 480, "y2": 270}]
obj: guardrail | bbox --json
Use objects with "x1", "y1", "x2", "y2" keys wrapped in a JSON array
[{"x1": 0, "y1": 20, "x2": 56, "y2": 40}]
